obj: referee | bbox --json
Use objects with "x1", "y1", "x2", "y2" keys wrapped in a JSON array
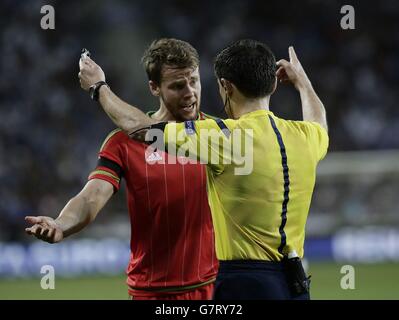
[
  {"x1": 161, "y1": 40, "x2": 328, "y2": 299},
  {"x1": 89, "y1": 39, "x2": 328, "y2": 299}
]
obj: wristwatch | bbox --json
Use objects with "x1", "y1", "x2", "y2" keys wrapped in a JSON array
[{"x1": 89, "y1": 81, "x2": 109, "y2": 101}]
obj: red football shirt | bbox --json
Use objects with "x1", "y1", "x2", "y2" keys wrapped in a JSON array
[{"x1": 88, "y1": 115, "x2": 218, "y2": 291}]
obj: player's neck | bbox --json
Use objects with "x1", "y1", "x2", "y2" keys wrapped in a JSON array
[
  {"x1": 151, "y1": 103, "x2": 176, "y2": 122},
  {"x1": 230, "y1": 96, "x2": 270, "y2": 118}
]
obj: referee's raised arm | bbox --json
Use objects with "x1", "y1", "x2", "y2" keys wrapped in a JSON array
[{"x1": 276, "y1": 46, "x2": 328, "y2": 132}]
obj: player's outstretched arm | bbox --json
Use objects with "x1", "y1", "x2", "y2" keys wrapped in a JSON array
[
  {"x1": 276, "y1": 46, "x2": 328, "y2": 132},
  {"x1": 25, "y1": 179, "x2": 113, "y2": 243},
  {"x1": 78, "y1": 56, "x2": 158, "y2": 135}
]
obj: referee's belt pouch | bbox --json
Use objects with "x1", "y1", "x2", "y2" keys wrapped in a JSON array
[{"x1": 282, "y1": 257, "x2": 311, "y2": 295}]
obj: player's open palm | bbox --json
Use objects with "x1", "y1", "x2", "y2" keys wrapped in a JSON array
[
  {"x1": 25, "y1": 216, "x2": 64, "y2": 244},
  {"x1": 276, "y1": 46, "x2": 312, "y2": 91}
]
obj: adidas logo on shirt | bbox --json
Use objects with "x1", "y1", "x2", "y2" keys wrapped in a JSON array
[{"x1": 146, "y1": 151, "x2": 163, "y2": 163}]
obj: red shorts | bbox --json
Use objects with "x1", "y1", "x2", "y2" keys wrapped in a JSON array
[{"x1": 129, "y1": 282, "x2": 214, "y2": 300}]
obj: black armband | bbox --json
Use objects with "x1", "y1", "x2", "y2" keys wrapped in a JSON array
[{"x1": 97, "y1": 157, "x2": 123, "y2": 178}]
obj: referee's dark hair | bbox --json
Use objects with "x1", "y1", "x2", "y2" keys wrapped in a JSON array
[{"x1": 214, "y1": 39, "x2": 276, "y2": 98}]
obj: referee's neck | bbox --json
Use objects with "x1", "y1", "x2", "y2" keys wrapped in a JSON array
[{"x1": 231, "y1": 96, "x2": 271, "y2": 119}]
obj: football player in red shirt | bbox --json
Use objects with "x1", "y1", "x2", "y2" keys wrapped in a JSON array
[{"x1": 25, "y1": 39, "x2": 218, "y2": 300}]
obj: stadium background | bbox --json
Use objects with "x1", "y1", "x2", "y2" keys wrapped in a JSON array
[{"x1": 1, "y1": 0, "x2": 398, "y2": 299}]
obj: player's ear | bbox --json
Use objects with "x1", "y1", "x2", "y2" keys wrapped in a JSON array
[{"x1": 149, "y1": 80, "x2": 160, "y2": 97}]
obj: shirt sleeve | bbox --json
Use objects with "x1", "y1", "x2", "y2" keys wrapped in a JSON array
[
  {"x1": 163, "y1": 119, "x2": 235, "y2": 175},
  {"x1": 88, "y1": 129, "x2": 126, "y2": 192},
  {"x1": 295, "y1": 121, "x2": 329, "y2": 161}
]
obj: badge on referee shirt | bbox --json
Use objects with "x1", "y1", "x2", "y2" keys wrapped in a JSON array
[{"x1": 184, "y1": 121, "x2": 196, "y2": 135}]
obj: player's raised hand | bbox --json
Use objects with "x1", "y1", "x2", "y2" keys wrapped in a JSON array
[
  {"x1": 276, "y1": 46, "x2": 312, "y2": 91},
  {"x1": 78, "y1": 55, "x2": 106, "y2": 91},
  {"x1": 25, "y1": 216, "x2": 64, "y2": 244}
]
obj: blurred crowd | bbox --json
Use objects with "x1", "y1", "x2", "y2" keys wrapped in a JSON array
[{"x1": 1, "y1": 0, "x2": 398, "y2": 241}]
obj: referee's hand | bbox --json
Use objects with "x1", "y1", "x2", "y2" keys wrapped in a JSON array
[
  {"x1": 276, "y1": 46, "x2": 312, "y2": 91},
  {"x1": 78, "y1": 56, "x2": 106, "y2": 91},
  {"x1": 25, "y1": 216, "x2": 64, "y2": 244}
]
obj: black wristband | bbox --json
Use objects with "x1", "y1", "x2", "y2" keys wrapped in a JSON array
[{"x1": 89, "y1": 81, "x2": 109, "y2": 101}]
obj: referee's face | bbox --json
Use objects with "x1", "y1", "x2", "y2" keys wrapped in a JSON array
[{"x1": 157, "y1": 65, "x2": 201, "y2": 122}]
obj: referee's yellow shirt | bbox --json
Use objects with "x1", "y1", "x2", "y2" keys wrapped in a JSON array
[{"x1": 163, "y1": 109, "x2": 329, "y2": 261}]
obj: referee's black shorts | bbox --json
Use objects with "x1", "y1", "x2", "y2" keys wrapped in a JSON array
[{"x1": 213, "y1": 260, "x2": 310, "y2": 300}]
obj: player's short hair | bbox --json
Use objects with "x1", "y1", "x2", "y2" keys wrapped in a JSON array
[
  {"x1": 141, "y1": 38, "x2": 199, "y2": 85},
  {"x1": 214, "y1": 39, "x2": 276, "y2": 98}
]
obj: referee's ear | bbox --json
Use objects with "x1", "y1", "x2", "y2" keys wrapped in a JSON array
[
  {"x1": 220, "y1": 78, "x2": 233, "y2": 97},
  {"x1": 271, "y1": 77, "x2": 277, "y2": 95}
]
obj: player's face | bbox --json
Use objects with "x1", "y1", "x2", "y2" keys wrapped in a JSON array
[{"x1": 157, "y1": 66, "x2": 201, "y2": 122}]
